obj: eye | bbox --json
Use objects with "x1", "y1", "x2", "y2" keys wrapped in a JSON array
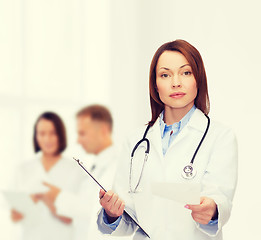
[
  {"x1": 160, "y1": 73, "x2": 170, "y2": 78},
  {"x1": 37, "y1": 131, "x2": 45, "y2": 137},
  {"x1": 183, "y1": 71, "x2": 192, "y2": 76},
  {"x1": 50, "y1": 131, "x2": 57, "y2": 136}
]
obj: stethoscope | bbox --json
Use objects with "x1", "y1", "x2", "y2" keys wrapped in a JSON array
[{"x1": 129, "y1": 115, "x2": 210, "y2": 193}]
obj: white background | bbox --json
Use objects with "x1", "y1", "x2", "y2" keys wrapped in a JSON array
[{"x1": 0, "y1": 0, "x2": 260, "y2": 239}]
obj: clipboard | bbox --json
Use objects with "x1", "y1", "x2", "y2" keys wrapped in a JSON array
[
  {"x1": 2, "y1": 190, "x2": 35, "y2": 214},
  {"x1": 73, "y1": 157, "x2": 150, "y2": 238}
]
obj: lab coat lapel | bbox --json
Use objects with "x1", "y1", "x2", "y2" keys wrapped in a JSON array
[
  {"x1": 167, "y1": 109, "x2": 208, "y2": 151},
  {"x1": 147, "y1": 118, "x2": 164, "y2": 161}
]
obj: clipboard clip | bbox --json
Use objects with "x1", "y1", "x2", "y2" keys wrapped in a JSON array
[{"x1": 73, "y1": 157, "x2": 150, "y2": 238}]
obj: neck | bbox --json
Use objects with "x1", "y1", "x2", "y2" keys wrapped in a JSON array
[
  {"x1": 42, "y1": 153, "x2": 60, "y2": 161},
  {"x1": 94, "y1": 138, "x2": 112, "y2": 155},
  {"x1": 42, "y1": 153, "x2": 61, "y2": 171},
  {"x1": 164, "y1": 105, "x2": 193, "y2": 125}
]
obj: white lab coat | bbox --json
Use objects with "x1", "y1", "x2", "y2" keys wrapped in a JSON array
[
  {"x1": 97, "y1": 108, "x2": 238, "y2": 240},
  {"x1": 55, "y1": 145, "x2": 132, "y2": 240},
  {"x1": 12, "y1": 154, "x2": 85, "y2": 240}
]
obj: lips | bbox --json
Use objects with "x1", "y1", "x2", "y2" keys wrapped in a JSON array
[{"x1": 170, "y1": 92, "x2": 186, "y2": 98}]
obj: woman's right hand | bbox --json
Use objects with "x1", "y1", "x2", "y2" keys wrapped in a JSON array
[
  {"x1": 99, "y1": 189, "x2": 125, "y2": 223},
  {"x1": 11, "y1": 209, "x2": 24, "y2": 222}
]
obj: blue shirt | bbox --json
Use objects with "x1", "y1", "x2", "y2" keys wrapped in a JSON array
[
  {"x1": 159, "y1": 105, "x2": 196, "y2": 155},
  {"x1": 102, "y1": 208, "x2": 122, "y2": 230}
]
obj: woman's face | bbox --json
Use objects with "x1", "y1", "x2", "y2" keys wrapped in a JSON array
[
  {"x1": 36, "y1": 119, "x2": 59, "y2": 156},
  {"x1": 156, "y1": 50, "x2": 197, "y2": 113}
]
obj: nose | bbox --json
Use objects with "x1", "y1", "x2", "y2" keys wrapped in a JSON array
[{"x1": 171, "y1": 75, "x2": 181, "y2": 88}]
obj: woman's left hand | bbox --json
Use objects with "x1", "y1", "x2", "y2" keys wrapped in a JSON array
[
  {"x1": 34, "y1": 182, "x2": 60, "y2": 214},
  {"x1": 185, "y1": 196, "x2": 217, "y2": 225}
]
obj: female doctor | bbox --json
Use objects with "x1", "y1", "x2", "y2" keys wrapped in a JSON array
[{"x1": 97, "y1": 39, "x2": 238, "y2": 240}]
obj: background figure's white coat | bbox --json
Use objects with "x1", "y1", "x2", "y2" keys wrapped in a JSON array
[{"x1": 0, "y1": 0, "x2": 260, "y2": 239}]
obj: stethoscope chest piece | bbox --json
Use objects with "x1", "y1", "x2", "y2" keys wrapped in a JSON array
[{"x1": 182, "y1": 164, "x2": 197, "y2": 179}]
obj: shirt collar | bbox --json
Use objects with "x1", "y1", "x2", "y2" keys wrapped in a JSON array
[
  {"x1": 94, "y1": 144, "x2": 115, "y2": 169},
  {"x1": 159, "y1": 105, "x2": 196, "y2": 138}
]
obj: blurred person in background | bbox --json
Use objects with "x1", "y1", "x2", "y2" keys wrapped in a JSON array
[
  {"x1": 35, "y1": 105, "x2": 130, "y2": 240},
  {"x1": 11, "y1": 112, "x2": 85, "y2": 240}
]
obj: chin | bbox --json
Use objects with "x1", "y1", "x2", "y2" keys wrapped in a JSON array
[
  {"x1": 168, "y1": 102, "x2": 194, "y2": 110},
  {"x1": 167, "y1": 104, "x2": 189, "y2": 109},
  {"x1": 43, "y1": 149, "x2": 59, "y2": 156}
]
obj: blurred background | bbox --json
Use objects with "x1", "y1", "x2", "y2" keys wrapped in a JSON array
[{"x1": 0, "y1": 0, "x2": 260, "y2": 239}]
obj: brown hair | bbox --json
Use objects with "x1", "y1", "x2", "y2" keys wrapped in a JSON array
[
  {"x1": 33, "y1": 112, "x2": 67, "y2": 154},
  {"x1": 149, "y1": 39, "x2": 210, "y2": 126},
  {"x1": 77, "y1": 104, "x2": 113, "y2": 131}
]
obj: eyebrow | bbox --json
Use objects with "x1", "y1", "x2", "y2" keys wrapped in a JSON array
[
  {"x1": 180, "y1": 64, "x2": 190, "y2": 69},
  {"x1": 159, "y1": 67, "x2": 170, "y2": 70},
  {"x1": 159, "y1": 64, "x2": 191, "y2": 71}
]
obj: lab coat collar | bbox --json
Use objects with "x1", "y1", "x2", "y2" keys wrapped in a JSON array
[
  {"x1": 159, "y1": 105, "x2": 196, "y2": 138},
  {"x1": 147, "y1": 118, "x2": 164, "y2": 160},
  {"x1": 186, "y1": 108, "x2": 209, "y2": 133},
  {"x1": 35, "y1": 151, "x2": 65, "y2": 174},
  {"x1": 93, "y1": 145, "x2": 116, "y2": 170},
  {"x1": 147, "y1": 108, "x2": 208, "y2": 158}
]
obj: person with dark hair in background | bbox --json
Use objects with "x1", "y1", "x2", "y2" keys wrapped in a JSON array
[
  {"x1": 36, "y1": 105, "x2": 130, "y2": 240},
  {"x1": 97, "y1": 40, "x2": 238, "y2": 240},
  {"x1": 11, "y1": 112, "x2": 85, "y2": 240}
]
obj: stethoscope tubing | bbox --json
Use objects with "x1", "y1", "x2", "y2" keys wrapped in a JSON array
[
  {"x1": 189, "y1": 115, "x2": 210, "y2": 165},
  {"x1": 130, "y1": 114, "x2": 210, "y2": 189}
]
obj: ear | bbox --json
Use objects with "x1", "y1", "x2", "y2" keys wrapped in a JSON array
[{"x1": 100, "y1": 122, "x2": 109, "y2": 135}]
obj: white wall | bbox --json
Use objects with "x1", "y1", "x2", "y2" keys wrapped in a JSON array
[{"x1": 0, "y1": 0, "x2": 260, "y2": 239}]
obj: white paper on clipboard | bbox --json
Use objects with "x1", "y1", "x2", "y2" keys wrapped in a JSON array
[
  {"x1": 151, "y1": 182, "x2": 200, "y2": 205},
  {"x1": 2, "y1": 190, "x2": 36, "y2": 215}
]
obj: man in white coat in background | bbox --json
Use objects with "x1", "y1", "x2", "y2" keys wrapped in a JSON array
[{"x1": 36, "y1": 104, "x2": 130, "y2": 239}]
